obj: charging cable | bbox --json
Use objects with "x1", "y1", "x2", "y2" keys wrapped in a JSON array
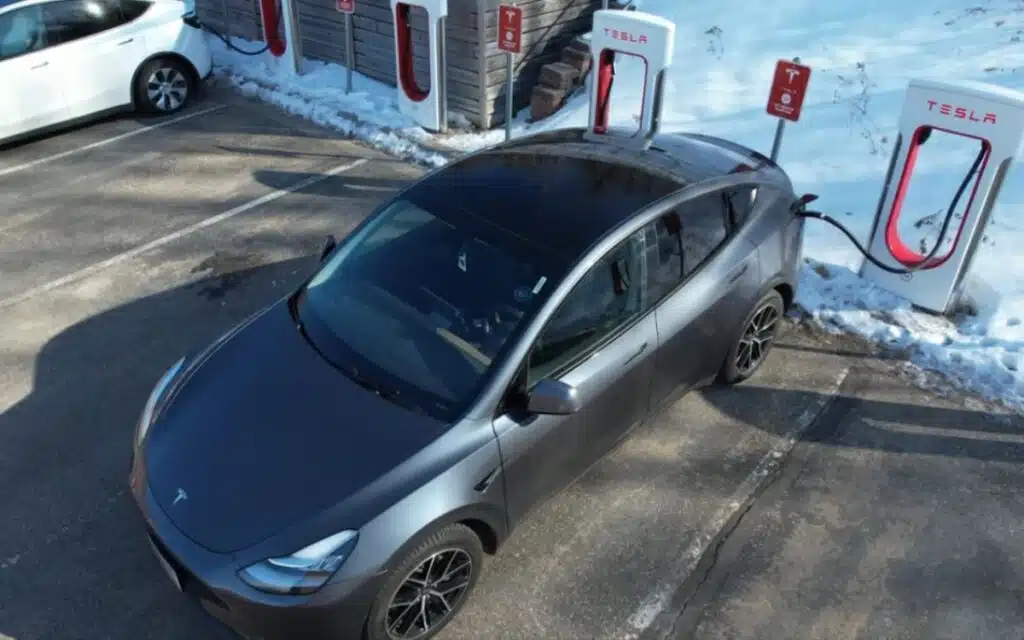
[
  {"x1": 182, "y1": 7, "x2": 281, "y2": 56},
  {"x1": 792, "y1": 135, "x2": 987, "y2": 276}
]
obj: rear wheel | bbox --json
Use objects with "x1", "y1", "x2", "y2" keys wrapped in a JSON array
[
  {"x1": 135, "y1": 57, "x2": 193, "y2": 115},
  {"x1": 716, "y1": 289, "x2": 784, "y2": 384},
  {"x1": 365, "y1": 524, "x2": 484, "y2": 640}
]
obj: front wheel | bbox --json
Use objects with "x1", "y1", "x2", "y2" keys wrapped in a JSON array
[
  {"x1": 134, "y1": 57, "x2": 193, "y2": 115},
  {"x1": 364, "y1": 523, "x2": 484, "y2": 640},
  {"x1": 716, "y1": 289, "x2": 784, "y2": 385}
]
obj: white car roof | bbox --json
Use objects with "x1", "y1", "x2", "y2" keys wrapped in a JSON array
[{"x1": 2, "y1": 0, "x2": 179, "y2": 12}]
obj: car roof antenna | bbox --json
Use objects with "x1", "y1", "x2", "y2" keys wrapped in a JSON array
[{"x1": 582, "y1": 9, "x2": 676, "y2": 152}]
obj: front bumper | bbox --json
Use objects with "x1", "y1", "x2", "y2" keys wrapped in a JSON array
[{"x1": 129, "y1": 452, "x2": 383, "y2": 640}]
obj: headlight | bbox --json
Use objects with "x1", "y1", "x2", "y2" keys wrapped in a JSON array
[
  {"x1": 135, "y1": 357, "x2": 186, "y2": 449},
  {"x1": 238, "y1": 530, "x2": 359, "y2": 595}
]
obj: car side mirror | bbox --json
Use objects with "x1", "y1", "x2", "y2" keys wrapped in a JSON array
[
  {"x1": 527, "y1": 379, "x2": 581, "y2": 415},
  {"x1": 319, "y1": 234, "x2": 337, "y2": 263}
]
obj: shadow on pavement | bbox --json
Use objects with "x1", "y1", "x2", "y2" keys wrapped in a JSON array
[
  {"x1": 0, "y1": 255, "x2": 319, "y2": 640},
  {"x1": 251, "y1": 170, "x2": 413, "y2": 196},
  {"x1": 702, "y1": 334, "x2": 1024, "y2": 464},
  {"x1": 675, "y1": 338, "x2": 1024, "y2": 640}
]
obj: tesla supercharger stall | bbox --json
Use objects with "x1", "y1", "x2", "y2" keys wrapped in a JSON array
[
  {"x1": 258, "y1": 0, "x2": 301, "y2": 75},
  {"x1": 583, "y1": 9, "x2": 675, "y2": 149},
  {"x1": 390, "y1": 0, "x2": 448, "y2": 132},
  {"x1": 859, "y1": 79, "x2": 1024, "y2": 315}
]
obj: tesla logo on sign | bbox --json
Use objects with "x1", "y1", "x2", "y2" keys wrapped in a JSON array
[
  {"x1": 926, "y1": 100, "x2": 996, "y2": 124},
  {"x1": 603, "y1": 28, "x2": 648, "y2": 44},
  {"x1": 766, "y1": 59, "x2": 812, "y2": 122},
  {"x1": 173, "y1": 488, "x2": 188, "y2": 505},
  {"x1": 497, "y1": 4, "x2": 522, "y2": 54}
]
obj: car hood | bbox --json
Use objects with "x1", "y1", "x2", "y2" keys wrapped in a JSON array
[{"x1": 143, "y1": 298, "x2": 448, "y2": 554}]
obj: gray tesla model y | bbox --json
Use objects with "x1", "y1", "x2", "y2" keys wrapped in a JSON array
[{"x1": 129, "y1": 126, "x2": 807, "y2": 640}]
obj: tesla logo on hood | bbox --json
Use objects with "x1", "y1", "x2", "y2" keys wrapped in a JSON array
[{"x1": 173, "y1": 488, "x2": 188, "y2": 505}]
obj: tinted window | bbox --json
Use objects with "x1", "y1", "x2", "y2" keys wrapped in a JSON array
[
  {"x1": 644, "y1": 213, "x2": 684, "y2": 305},
  {"x1": 644, "y1": 192, "x2": 730, "y2": 304},
  {"x1": 725, "y1": 187, "x2": 757, "y2": 228},
  {"x1": 674, "y1": 192, "x2": 729, "y2": 275},
  {"x1": 45, "y1": 0, "x2": 124, "y2": 45},
  {"x1": 528, "y1": 232, "x2": 646, "y2": 384},
  {"x1": 295, "y1": 198, "x2": 569, "y2": 422},
  {"x1": 408, "y1": 149, "x2": 687, "y2": 260},
  {"x1": 0, "y1": 5, "x2": 48, "y2": 60},
  {"x1": 120, "y1": 0, "x2": 150, "y2": 20}
]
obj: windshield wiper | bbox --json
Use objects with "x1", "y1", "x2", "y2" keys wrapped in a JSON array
[
  {"x1": 340, "y1": 363, "x2": 392, "y2": 398},
  {"x1": 287, "y1": 289, "x2": 436, "y2": 418},
  {"x1": 338, "y1": 362, "x2": 433, "y2": 415}
]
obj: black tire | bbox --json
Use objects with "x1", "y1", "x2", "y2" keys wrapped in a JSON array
[
  {"x1": 134, "y1": 57, "x2": 194, "y2": 115},
  {"x1": 716, "y1": 289, "x2": 784, "y2": 385},
  {"x1": 364, "y1": 523, "x2": 484, "y2": 640}
]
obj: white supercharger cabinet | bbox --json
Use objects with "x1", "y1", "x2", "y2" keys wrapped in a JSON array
[
  {"x1": 860, "y1": 78, "x2": 1024, "y2": 314},
  {"x1": 390, "y1": 0, "x2": 448, "y2": 132},
  {"x1": 583, "y1": 9, "x2": 675, "y2": 149}
]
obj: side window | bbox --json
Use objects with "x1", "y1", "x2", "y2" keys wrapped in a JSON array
[
  {"x1": 0, "y1": 5, "x2": 48, "y2": 60},
  {"x1": 44, "y1": 0, "x2": 124, "y2": 45},
  {"x1": 120, "y1": 0, "x2": 151, "y2": 21},
  {"x1": 644, "y1": 213, "x2": 684, "y2": 305},
  {"x1": 725, "y1": 186, "x2": 757, "y2": 229},
  {"x1": 528, "y1": 232, "x2": 646, "y2": 384},
  {"x1": 644, "y1": 192, "x2": 730, "y2": 305},
  {"x1": 675, "y1": 192, "x2": 729, "y2": 276}
]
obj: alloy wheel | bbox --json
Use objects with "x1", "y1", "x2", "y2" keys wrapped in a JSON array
[
  {"x1": 385, "y1": 548, "x2": 474, "y2": 640},
  {"x1": 735, "y1": 303, "x2": 779, "y2": 376},
  {"x1": 146, "y1": 67, "x2": 188, "y2": 112}
]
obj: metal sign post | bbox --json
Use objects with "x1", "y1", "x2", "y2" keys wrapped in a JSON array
[
  {"x1": 497, "y1": 3, "x2": 522, "y2": 141},
  {"x1": 765, "y1": 57, "x2": 811, "y2": 162},
  {"x1": 337, "y1": 0, "x2": 355, "y2": 93}
]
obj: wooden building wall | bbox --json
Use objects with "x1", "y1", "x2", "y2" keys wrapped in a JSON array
[
  {"x1": 479, "y1": 0, "x2": 601, "y2": 129},
  {"x1": 193, "y1": 0, "x2": 263, "y2": 43},
  {"x1": 192, "y1": 0, "x2": 602, "y2": 129}
]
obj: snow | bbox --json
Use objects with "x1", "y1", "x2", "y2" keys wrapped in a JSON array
[{"x1": 204, "y1": 0, "x2": 1024, "y2": 412}]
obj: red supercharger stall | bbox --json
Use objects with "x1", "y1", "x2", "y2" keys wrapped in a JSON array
[
  {"x1": 390, "y1": 0, "x2": 449, "y2": 132},
  {"x1": 859, "y1": 80, "x2": 1024, "y2": 314},
  {"x1": 258, "y1": 0, "x2": 301, "y2": 74},
  {"x1": 583, "y1": 9, "x2": 675, "y2": 149}
]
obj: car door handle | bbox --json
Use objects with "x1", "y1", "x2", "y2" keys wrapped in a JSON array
[
  {"x1": 624, "y1": 341, "x2": 649, "y2": 365},
  {"x1": 30, "y1": 61, "x2": 49, "y2": 69},
  {"x1": 118, "y1": 38, "x2": 134, "y2": 45},
  {"x1": 728, "y1": 263, "x2": 749, "y2": 284}
]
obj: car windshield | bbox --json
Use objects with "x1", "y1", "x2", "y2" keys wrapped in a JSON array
[{"x1": 295, "y1": 197, "x2": 569, "y2": 422}]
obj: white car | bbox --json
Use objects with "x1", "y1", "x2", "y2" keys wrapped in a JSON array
[{"x1": 0, "y1": 0, "x2": 212, "y2": 144}]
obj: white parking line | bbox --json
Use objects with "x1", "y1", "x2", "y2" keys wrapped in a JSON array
[
  {"x1": 623, "y1": 366, "x2": 852, "y2": 639},
  {"x1": 0, "y1": 104, "x2": 228, "y2": 179},
  {"x1": 0, "y1": 158, "x2": 369, "y2": 311}
]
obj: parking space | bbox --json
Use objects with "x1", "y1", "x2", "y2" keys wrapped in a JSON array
[
  {"x1": 0, "y1": 84, "x2": 420, "y2": 308},
  {"x1": 1, "y1": 85, "x2": 1023, "y2": 640},
  {"x1": 664, "y1": 352, "x2": 1024, "y2": 640}
]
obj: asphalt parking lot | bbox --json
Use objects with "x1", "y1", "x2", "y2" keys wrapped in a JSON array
[{"x1": 1, "y1": 85, "x2": 1022, "y2": 640}]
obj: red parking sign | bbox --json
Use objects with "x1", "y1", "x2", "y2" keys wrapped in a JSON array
[
  {"x1": 497, "y1": 4, "x2": 522, "y2": 54},
  {"x1": 766, "y1": 59, "x2": 811, "y2": 122},
  {"x1": 336, "y1": 0, "x2": 354, "y2": 13}
]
